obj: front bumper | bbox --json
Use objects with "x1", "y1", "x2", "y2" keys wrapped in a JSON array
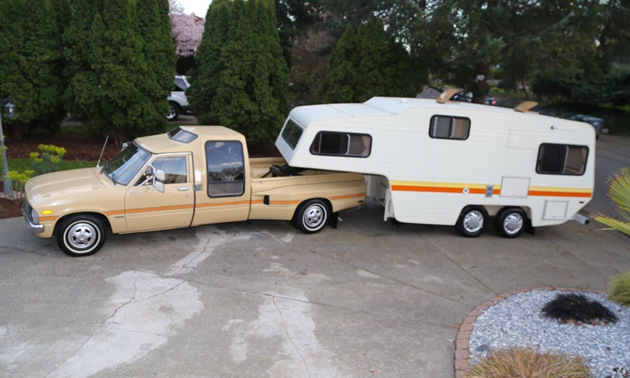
[{"x1": 23, "y1": 201, "x2": 44, "y2": 235}]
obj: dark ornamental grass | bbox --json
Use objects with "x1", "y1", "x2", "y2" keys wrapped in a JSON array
[{"x1": 542, "y1": 293, "x2": 619, "y2": 325}]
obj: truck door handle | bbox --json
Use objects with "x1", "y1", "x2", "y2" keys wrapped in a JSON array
[{"x1": 178, "y1": 187, "x2": 189, "y2": 191}]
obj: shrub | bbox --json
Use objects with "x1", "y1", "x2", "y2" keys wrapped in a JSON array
[
  {"x1": 594, "y1": 168, "x2": 630, "y2": 236},
  {"x1": 31, "y1": 144, "x2": 65, "y2": 175},
  {"x1": 469, "y1": 348, "x2": 590, "y2": 378},
  {"x1": 610, "y1": 272, "x2": 630, "y2": 307},
  {"x1": 541, "y1": 293, "x2": 618, "y2": 325}
]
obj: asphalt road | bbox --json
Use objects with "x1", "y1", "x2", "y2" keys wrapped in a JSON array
[{"x1": 0, "y1": 135, "x2": 629, "y2": 377}]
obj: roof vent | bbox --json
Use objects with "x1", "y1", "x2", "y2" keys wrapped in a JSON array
[
  {"x1": 436, "y1": 88, "x2": 459, "y2": 104},
  {"x1": 514, "y1": 101, "x2": 538, "y2": 113}
]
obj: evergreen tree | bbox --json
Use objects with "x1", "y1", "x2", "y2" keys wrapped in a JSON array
[
  {"x1": 323, "y1": 25, "x2": 359, "y2": 103},
  {"x1": 64, "y1": 0, "x2": 175, "y2": 144},
  {"x1": 0, "y1": 0, "x2": 69, "y2": 139},
  {"x1": 135, "y1": 0, "x2": 175, "y2": 133},
  {"x1": 189, "y1": 0, "x2": 288, "y2": 144},
  {"x1": 323, "y1": 19, "x2": 416, "y2": 103}
]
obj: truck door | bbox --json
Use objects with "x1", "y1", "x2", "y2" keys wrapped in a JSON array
[
  {"x1": 124, "y1": 153, "x2": 194, "y2": 232},
  {"x1": 191, "y1": 140, "x2": 251, "y2": 226}
]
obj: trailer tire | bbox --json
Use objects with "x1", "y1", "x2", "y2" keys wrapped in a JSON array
[
  {"x1": 455, "y1": 206, "x2": 488, "y2": 237},
  {"x1": 57, "y1": 214, "x2": 106, "y2": 257},
  {"x1": 495, "y1": 207, "x2": 526, "y2": 238},
  {"x1": 292, "y1": 199, "x2": 329, "y2": 234}
]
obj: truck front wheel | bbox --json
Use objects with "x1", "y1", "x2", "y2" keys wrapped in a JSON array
[
  {"x1": 57, "y1": 214, "x2": 106, "y2": 257},
  {"x1": 292, "y1": 199, "x2": 329, "y2": 234}
]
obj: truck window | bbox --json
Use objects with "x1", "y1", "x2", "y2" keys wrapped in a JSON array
[
  {"x1": 310, "y1": 131, "x2": 371, "y2": 158},
  {"x1": 536, "y1": 143, "x2": 588, "y2": 175},
  {"x1": 429, "y1": 115, "x2": 470, "y2": 140},
  {"x1": 281, "y1": 119, "x2": 303, "y2": 149},
  {"x1": 206, "y1": 141, "x2": 245, "y2": 197},
  {"x1": 152, "y1": 156, "x2": 188, "y2": 184}
]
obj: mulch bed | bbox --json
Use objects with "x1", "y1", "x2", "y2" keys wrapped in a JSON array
[{"x1": 0, "y1": 198, "x2": 23, "y2": 219}]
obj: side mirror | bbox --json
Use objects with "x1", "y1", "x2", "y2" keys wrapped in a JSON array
[
  {"x1": 155, "y1": 169, "x2": 166, "y2": 182},
  {"x1": 152, "y1": 169, "x2": 166, "y2": 193}
]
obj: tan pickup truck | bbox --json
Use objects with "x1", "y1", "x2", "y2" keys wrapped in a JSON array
[{"x1": 24, "y1": 126, "x2": 366, "y2": 256}]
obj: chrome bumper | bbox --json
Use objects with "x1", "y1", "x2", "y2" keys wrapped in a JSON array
[
  {"x1": 25, "y1": 215, "x2": 45, "y2": 234},
  {"x1": 23, "y1": 200, "x2": 45, "y2": 234}
]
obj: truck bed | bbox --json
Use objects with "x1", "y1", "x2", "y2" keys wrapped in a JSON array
[{"x1": 248, "y1": 157, "x2": 366, "y2": 220}]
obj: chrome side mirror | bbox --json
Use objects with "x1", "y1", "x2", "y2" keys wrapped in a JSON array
[{"x1": 152, "y1": 168, "x2": 166, "y2": 193}]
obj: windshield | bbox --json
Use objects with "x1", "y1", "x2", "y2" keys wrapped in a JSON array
[{"x1": 102, "y1": 143, "x2": 151, "y2": 185}]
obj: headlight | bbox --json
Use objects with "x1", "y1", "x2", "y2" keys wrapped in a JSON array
[{"x1": 31, "y1": 209, "x2": 39, "y2": 224}]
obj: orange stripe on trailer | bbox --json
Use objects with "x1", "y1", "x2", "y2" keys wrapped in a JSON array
[
  {"x1": 529, "y1": 190, "x2": 592, "y2": 198},
  {"x1": 392, "y1": 185, "x2": 464, "y2": 193}
]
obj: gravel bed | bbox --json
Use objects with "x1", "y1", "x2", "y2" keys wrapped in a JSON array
[{"x1": 469, "y1": 290, "x2": 630, "y2": 377}]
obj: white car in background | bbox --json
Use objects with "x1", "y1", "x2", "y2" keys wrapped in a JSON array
[{"x1": 167, "y1": 75, "x2": 192, "y2": 121}]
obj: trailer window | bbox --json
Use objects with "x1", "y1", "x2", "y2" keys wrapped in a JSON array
[
  {"x1": 536, "y1": 143, "x2": 588, "y2": 175},
  {"x1": 310, "y1": 131, "x2": 371, "y2": 158},
  {"x1": 429, "y1": 115, "x2": 470, "y2": 140},
  {"x1": 281, "y1": 119, "x2": 303, "y2": 149},
  {"x1": 206, "y1": 141, "x2": 245, "y2": 197}
]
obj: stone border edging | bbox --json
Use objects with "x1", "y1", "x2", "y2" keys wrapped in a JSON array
[{"x1": 453, "y1": 286, "x2": 607, "y2": 378}]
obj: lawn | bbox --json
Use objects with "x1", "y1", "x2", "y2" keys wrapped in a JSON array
[{"x1": 1, "y1": 157, "x2": 97, "y2": 173}]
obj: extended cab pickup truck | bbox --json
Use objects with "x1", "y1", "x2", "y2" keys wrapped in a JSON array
[{"x1": 24, "y1": 126, "x2": 366, "y2": 256}]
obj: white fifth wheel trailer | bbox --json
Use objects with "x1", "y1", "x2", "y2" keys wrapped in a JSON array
[{"x1": 274, "y1": 92, "x2": 595, "y2": 238}]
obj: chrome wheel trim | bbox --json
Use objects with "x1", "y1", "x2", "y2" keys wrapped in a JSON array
[
  {"x1": 167, "y1": 106, "x2": 177, "y2": 120},
  {"x1": 64, "y1": 221, "x2": 100, "y2": 253},
  {"x1": 503, "y1": 212, "x2": 524, "y2": 235},
  {"x1": 302, "y1": 204, "x2": 326, "y2": 231},
  {"x1": 463, "y1": 210, "x2": 484, "y2": 234}
]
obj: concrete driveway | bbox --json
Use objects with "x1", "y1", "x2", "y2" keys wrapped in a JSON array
[{"x1": 1, "y1": 197, "x2": 629, "y2": 377}]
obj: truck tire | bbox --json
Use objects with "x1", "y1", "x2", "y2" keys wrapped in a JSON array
[
  {"x1": 292, "y1": 199, "x2": 329, "y2": 234},
  {"x1": 455, "y1": 206, "x2": 488, "y2": 237},
  {"x1": 495, "y1": 207, "x2": 526, "y2": 238},
  {"x1": 167, "y1": 102, "x2": 180, "y2": 121},
  {"x1": 57, "y1": 214, "x2": 106, "y2": 257}
]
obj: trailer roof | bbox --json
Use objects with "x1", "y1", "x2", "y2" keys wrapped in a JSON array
[{"x1": 289, "y1": 96, "x2": 542, "y2": 126}]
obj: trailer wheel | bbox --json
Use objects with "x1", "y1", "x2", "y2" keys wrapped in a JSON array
[
  {"x1": 495, "y1": 207, "x2": 526, "y2": 238},
  {"x1": 292, "y1": 199, "x2": 329, "y2": 234},
  {"x1": 57, "y1": 214, "x2": 106, "y2": 257},
  {"x1": 455, "y1": 206, "x2": 488, "y2": 237}
]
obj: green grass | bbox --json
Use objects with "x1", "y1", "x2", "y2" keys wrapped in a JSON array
[
  {"x1": 1, "y1": 157, "x2": 96, "y2": 173},
  {"x1": 610, "y1": 272, "x2": 630, "y2": 307}
]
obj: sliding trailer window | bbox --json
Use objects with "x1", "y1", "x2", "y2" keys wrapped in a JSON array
[
  {"x1": 310, "y1": 131, "x2": 372, "y2": 158},
  {"x1": 536, "y1": 143, "x2": 588, "y2": 175},
  {"x1": 429, "y1": 115, "x2": 470, "y2": 140}
]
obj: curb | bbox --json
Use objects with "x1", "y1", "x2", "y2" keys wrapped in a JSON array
[{"x1": 453, "y1": 286, "x2": 607, "y2": 377}]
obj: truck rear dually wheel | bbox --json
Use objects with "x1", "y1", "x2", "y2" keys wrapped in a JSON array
[
  {"x1": 57, "y1": 214, "x2": 106, "y2": 257},
  {"x1": 292, "y1": 199, "x2": 329, "y2": 234}
]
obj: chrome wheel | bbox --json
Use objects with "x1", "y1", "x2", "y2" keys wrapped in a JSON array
[
  {"x1": 65, "y1": 221, "x2": 99, "y2": 251},
  {"x1": 502, "y1": 212, "x2": 524, "y2": 236},
  {"x1": 293, "y1": 199, "x2": 329, "y2": 234},
  {"x1": 463, "y1": 210, "x2": 484, "y2": 234},
  {"x1": 303, "y1": 204, "x2": 326, "y2": 231},
  {"x1": 456, "y1": 206, "x2": 488, "y2": 237}
]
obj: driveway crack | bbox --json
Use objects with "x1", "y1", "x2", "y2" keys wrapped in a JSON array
[{"x1": 272, "y1": 296, "x2": 312, "y2": 378}]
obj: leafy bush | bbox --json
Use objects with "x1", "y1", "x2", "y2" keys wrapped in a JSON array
[
  {"x1": 3, "y1": 144, "x2": 66, "y2": 193},
  {"x1": 469, "y1": 348, "x2": 590, "y2": 378},
  {"x1": 595, "y1": 168, "x2": 630, "y2": 235},
  {"x1": 541, "y1": 293, "x2": 618, "y2": 325},
  {"x1": 610, "y1": 272, "x2": 630, "y2": 307}
]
